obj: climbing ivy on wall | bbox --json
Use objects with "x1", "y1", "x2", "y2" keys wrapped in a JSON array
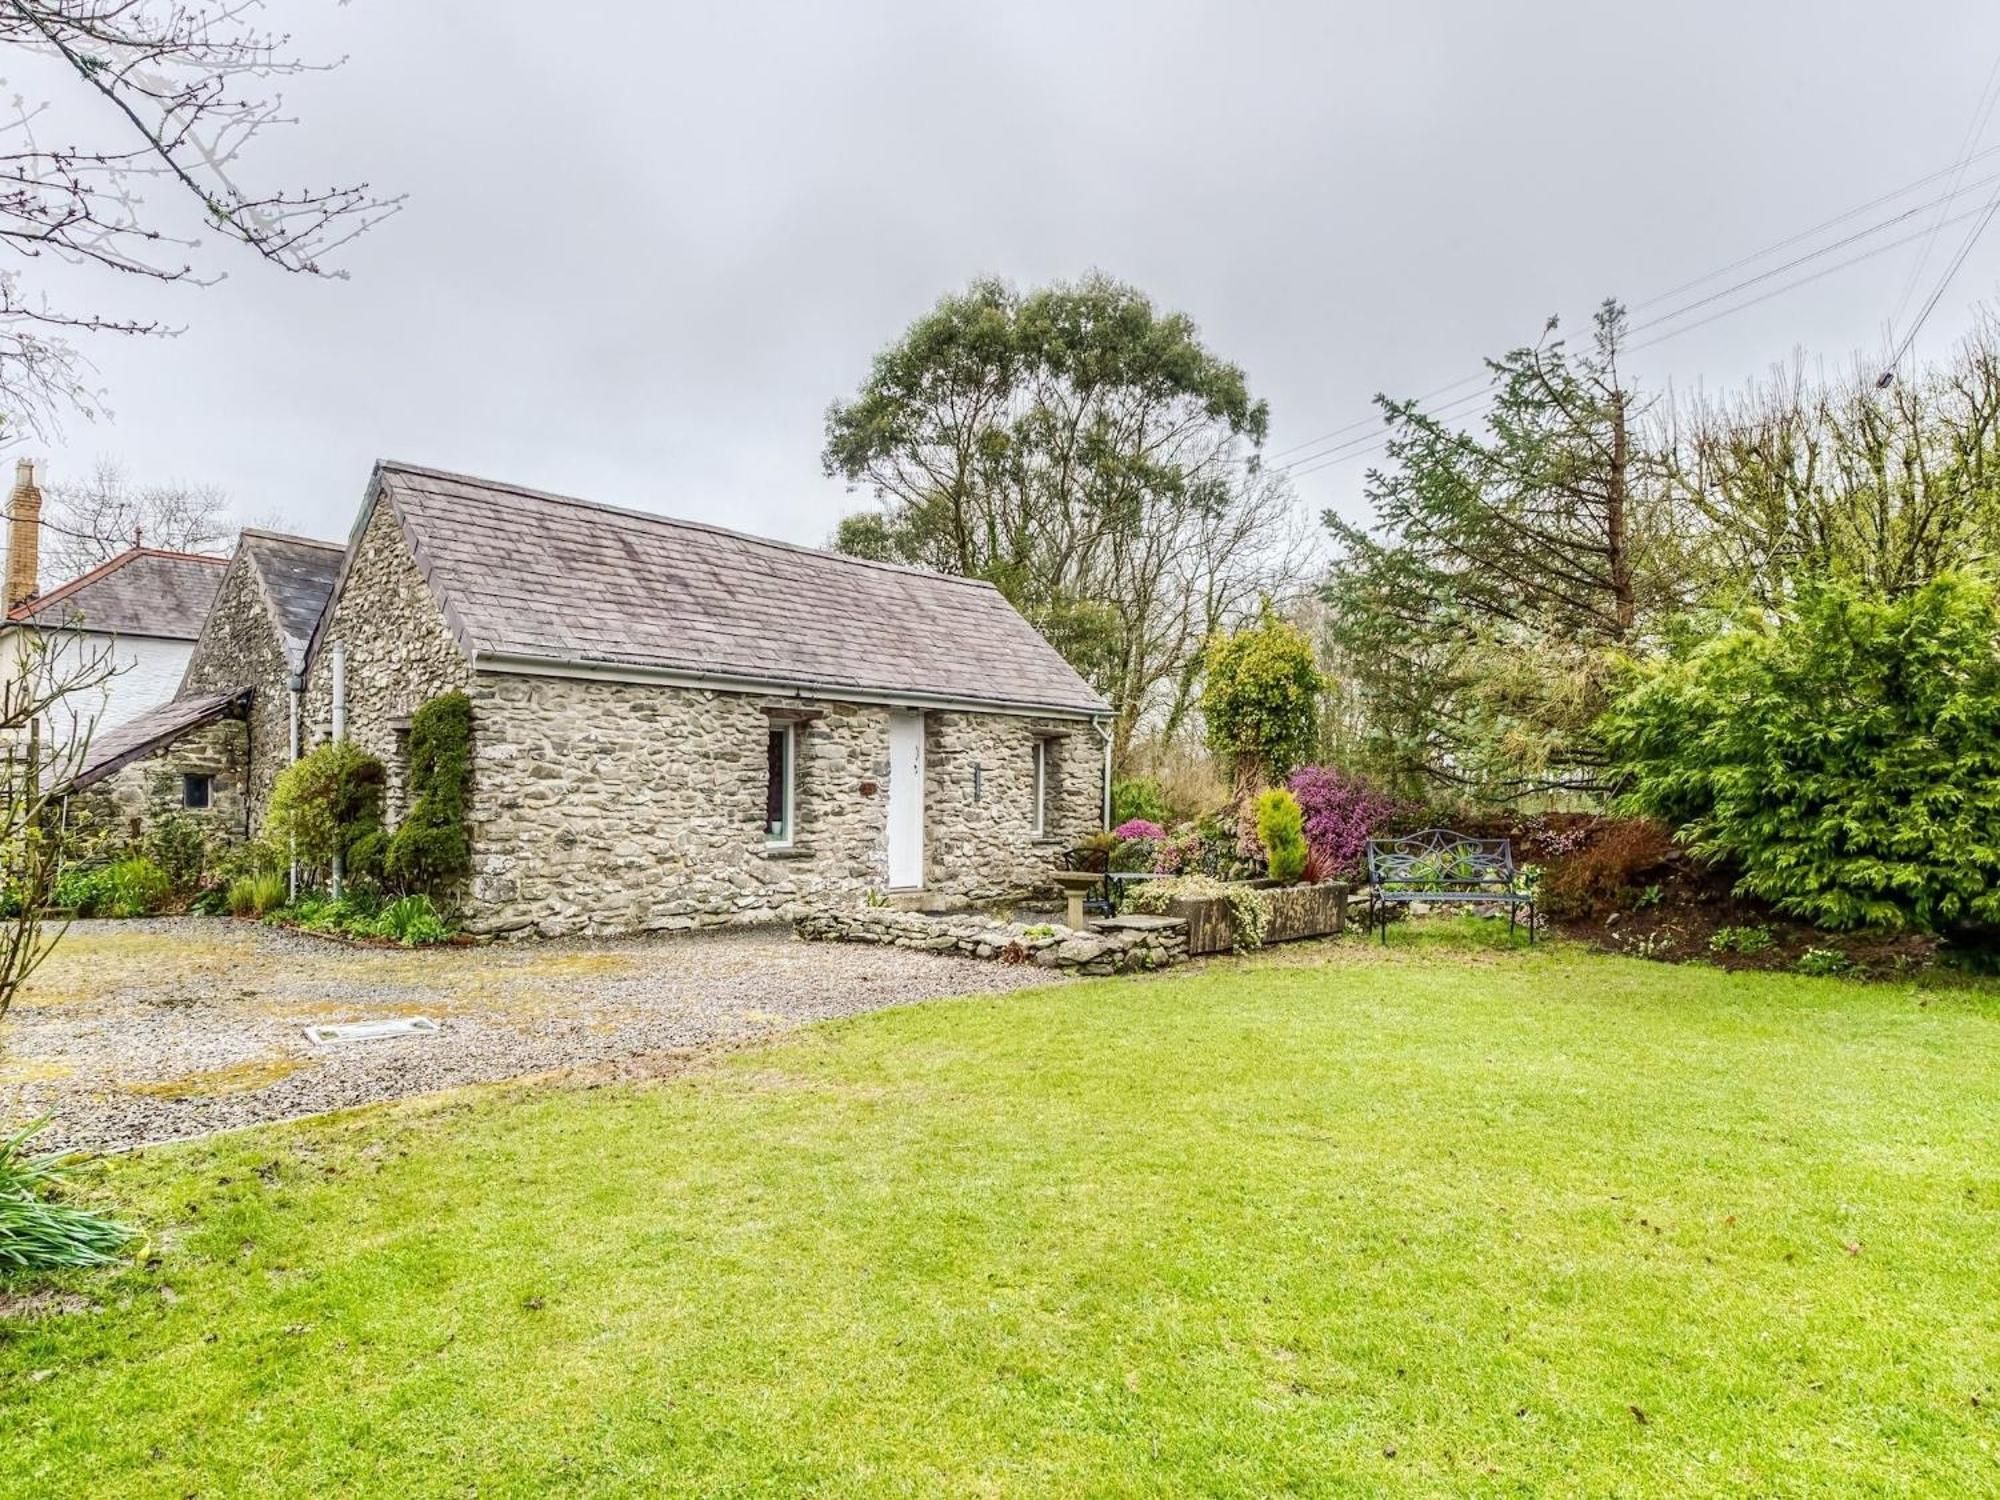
[{"x1": 386, "y1": 690, "x2": 473, "y2": 896}]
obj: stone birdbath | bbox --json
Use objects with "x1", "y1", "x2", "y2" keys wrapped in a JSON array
[{"x1": 1050, "y1": 870, "x2": 1103, "y2": 931}]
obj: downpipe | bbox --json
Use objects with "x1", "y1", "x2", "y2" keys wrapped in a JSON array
[{"x1": 1091, "y1": 716, "x2": 1113, "y2": 831}]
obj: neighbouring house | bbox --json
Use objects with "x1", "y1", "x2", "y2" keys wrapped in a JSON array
[
  {"x1": 61, "y1": 529, "x2": 342, "y2": 845},
  {"x1": 0, "y1": 459, "x2": 226, "y2": 744},
  {"x1": 302, "y1": 461, "x2": 1111, "y2": 937}
]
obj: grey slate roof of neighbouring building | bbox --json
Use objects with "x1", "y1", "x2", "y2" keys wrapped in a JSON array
[
  {"x1": 9, "y1": 548, "x2": 226, "y2": 640},
  {"x1": 66, "y1": 687, "x2": 247, "y2": 790},
  {"x1": 329, "y1": 461, "x2": 1111, "y2": 716},
  {"x1": 239, "y1": 529, "x2": 343, "y2": 670}
]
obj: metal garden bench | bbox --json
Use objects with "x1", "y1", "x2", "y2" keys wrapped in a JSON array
[{"x1": 1364, "y1": 828, "x2": 1536, "y2": 943}]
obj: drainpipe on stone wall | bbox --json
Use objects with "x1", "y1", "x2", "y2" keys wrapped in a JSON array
[
  {"x1": 330, "y1": 643, "x2": 346, "y2": 902},
  {"x1": 287, "y1": 670, "x2": 302, "y2": 902},
  {"x1": 1091, "y1": 716, "x2": 1113, "y2": 832}
]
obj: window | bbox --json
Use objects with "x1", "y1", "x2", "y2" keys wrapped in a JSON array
[
  {"x1": 766, "y1": 724, "x2": 795, "y2": 846},
  {"x1": 1031, "y1": 738, "x2": 1048, "y2": 836},
  {"x1": 182, "y1": 773, "x2": 213, "y2": 810}
]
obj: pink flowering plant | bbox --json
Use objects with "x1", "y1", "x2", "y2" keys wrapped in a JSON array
[
  {"x1": 1109, "y1": 818, "x2": 1167, "y2": 873},
  {"x1": 1286, "y1": 765, "x2": 1398, "y2": 877}
]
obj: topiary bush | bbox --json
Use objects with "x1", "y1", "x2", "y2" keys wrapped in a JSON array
[
  {"x1": 1201, "y1": 610, "x2": 1326, "y2": 789},
  {"x1": 386, "y1": 691, "x2": 472, "y2": 897},
  {"x1": 264, "y1": 740, "x2": 386, "y2": 886},
  {"x1": 1602, "y1": 575, "x2": 2000, "y2": 932},
  {"x1": 1255, "y1": 787, "x2": 1307, "y2": 884}
]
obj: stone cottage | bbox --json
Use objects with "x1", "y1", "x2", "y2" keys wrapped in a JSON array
[
  {"x1": 304, "y1": 462, "x2": 1111, "y2": 937},
  {"x1": 63, "y1": 529, "x2": 343, "y2": 843}
]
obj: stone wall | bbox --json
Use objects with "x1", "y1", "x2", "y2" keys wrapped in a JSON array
[
  {"x1": 69, "y1": 717, "x2": 249, "y2": 846},
  {"x1": 465, "y1": 675, "x2": 1102, "y2": 938},
  {"x1": 302, "y1": 496, "x2": 472, "y2": 818},
  {"x1": 924, "y1": 711, "x2": 1097, "y2": 899},
  {"x1": 795, "y1": 907, "x2": 1186, "y2": 975},
  {"x1": 180, "y1": 551, "x2": 293, "y2": 827}
]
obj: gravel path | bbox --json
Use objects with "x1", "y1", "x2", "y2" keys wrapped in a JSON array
[{"x1": 0, "y1": 918, "x2": 1066, "y2": 1155}]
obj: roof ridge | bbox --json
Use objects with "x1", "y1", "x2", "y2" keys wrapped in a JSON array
[
  {"x1": 239, "y1": 527, "x2": 342, "y2": 552},
  {"x1": 375, "y1": 460, "x2": 1005, "y2": 594}
]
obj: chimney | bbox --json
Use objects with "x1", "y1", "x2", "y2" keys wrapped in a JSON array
[{"x1": 4, "y1": 459, "x2": 39, "y2": 612}]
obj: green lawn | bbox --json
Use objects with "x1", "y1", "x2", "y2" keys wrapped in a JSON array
[{"x1": 4, "y1": 931, "x2": 2000, "y2": 1496}]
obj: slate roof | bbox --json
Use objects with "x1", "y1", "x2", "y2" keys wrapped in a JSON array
[
  {"x1": 239, "y1": 529, "x2": 342, "y2": 669},
  {"x1": 345, "y1": 462, "x2": 1110, "y2": 716},
  {"x1": 9, "y1": 547, "x2": 226, "y2": 640},
  {"x1": 67, "y1": 687, "x2": 247, "y2": 790}
]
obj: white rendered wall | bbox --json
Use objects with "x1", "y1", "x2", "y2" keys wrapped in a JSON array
[{"x1": 94, "y1": 634, "x2": 193, "y2": 733}]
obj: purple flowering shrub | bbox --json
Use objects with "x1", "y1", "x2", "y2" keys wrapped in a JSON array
[
  {"x1": 1111, "y1": 818, "x2": 1167, "y2": 842},
  {"x1": 1287, "y1": 765, "x2": 1397, "y2": 876}
]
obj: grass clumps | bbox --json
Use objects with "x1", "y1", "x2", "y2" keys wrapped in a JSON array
[
  {"x1": 225, "y1": 872, "x2": 287, "y2": 918},
  {"x1": 49, "y1": 857, "x2": 173, "y2": 918},
  {"x1": 0, "y1": 1118, "x2": 134, "y2": 1272}
]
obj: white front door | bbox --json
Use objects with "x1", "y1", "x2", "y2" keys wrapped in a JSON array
[{"x1": 887, "y1": 710, "x2": 924, "y2": 889}]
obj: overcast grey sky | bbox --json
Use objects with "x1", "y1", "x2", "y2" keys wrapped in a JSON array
[{"x1": 19, "y1": 1, "x2": 2000, "y2": 554}]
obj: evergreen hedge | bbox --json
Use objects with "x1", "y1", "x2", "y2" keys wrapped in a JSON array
[
  {"x1": 1602, "y1": 575, "x2": 2000, "y2": 933},
  {"x1": 387, "y1": 690, "x2": 473, "y2": 896}
]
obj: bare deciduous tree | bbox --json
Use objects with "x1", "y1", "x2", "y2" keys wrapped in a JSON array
[
  {"x1": 0, "y1": 1, "x2": 400, "y2": 436},
  {"x1": 0, "y1": 625, "x2": 117, "y2": 1019},
  {"x1": 41, "y1": 455, "x2": 226, "y2": 577},
  {"x1": 1660, "y1": 320, "x2": 2000, "y2": 605}
]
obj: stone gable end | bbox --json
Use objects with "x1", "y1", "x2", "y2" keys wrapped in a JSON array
[{"x1": 181, "y1": 552, "x2": 292, "y2": 825}]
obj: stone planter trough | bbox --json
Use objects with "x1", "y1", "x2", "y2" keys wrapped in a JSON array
[{"x1": 1162, "y1": 880, "x2": 1349, "y2": 956}]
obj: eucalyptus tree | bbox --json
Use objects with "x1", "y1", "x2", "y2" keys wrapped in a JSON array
[{"x1": 825, "y1": 274, "x2": 1306, "y2": 759}]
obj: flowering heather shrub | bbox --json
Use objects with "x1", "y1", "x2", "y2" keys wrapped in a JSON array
[
  {"x1": 1287, "y1": 765, "x2": 1397, "y2": 875},
  {"x1": 1111, "y1": 818, "x2": 1167, "y2": 842}
]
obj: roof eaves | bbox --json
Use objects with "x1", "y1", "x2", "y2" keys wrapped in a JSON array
[{"x1": 472, "y1": 646, "x2": 1111, "y2": 719}]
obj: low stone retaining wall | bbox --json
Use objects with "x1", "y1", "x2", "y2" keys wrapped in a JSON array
[{"x1": 795, "y1": 908, "x2": 1188, "y2": 975}]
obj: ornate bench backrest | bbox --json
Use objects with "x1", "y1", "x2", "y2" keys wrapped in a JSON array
[{"x1": 1366, "y1": 829, "x2": 1517, "y2": 893}]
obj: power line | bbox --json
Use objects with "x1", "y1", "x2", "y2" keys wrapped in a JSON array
[
  {"x1": 1888, "y1": 48, "x2": 2000, "y2": 336},
  {"x1": 1285, "y1": 203, "x2": 2000, "y2": 482},
  {"x1": 1879, "y1": 184, "x2": 2000, "y2": 380},
  {"x1": 1273, "y1": 142, "x2": 2000, "y2": 472},
  {"x1": 1635, "y1": 138, "x2": 2000, "y2": 312}
]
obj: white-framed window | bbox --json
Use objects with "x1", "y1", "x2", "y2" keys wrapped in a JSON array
[
  {"x1": 182, "y1": 773, "x2": 213, "y2": 810},
  {"x1": 1031, "y1": 737, "x2": 1048, "y2": 836},
  {"x1": 766, "y1": 723, "x2": 796, "y2": 846}
]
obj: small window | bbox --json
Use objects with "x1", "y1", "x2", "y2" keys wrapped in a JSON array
[
  {"x1": 182, "y1": 773, "x2": 213, "y2": 810},
  {"x1": 766, "y1": 725, "x2": 795, "y2": 846},
  {"x1": 1031, "y1": 739, "x2": 1048, "y2": 836}
]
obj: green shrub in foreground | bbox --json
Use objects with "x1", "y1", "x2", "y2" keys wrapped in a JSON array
[
  {"x1": 0, "y1": 1118, "x2": 135, "y2": 1272},
  {"x1": 1603, "y1": 575, "x2": 2000, "y2": 932}
]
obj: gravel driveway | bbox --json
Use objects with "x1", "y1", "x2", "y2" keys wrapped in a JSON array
[{"x1": 0, "y1": 918, "x2": 1065, "y2": 1155}]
